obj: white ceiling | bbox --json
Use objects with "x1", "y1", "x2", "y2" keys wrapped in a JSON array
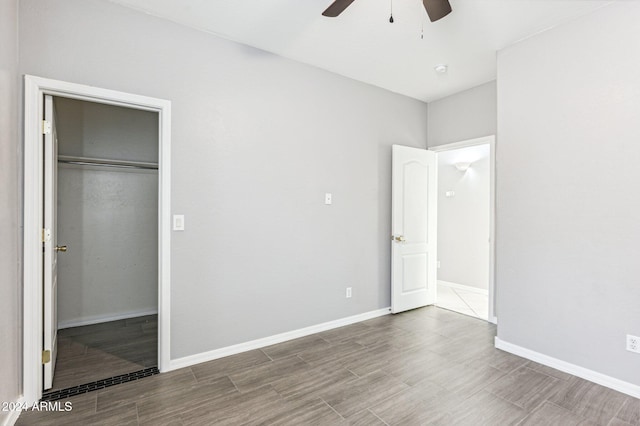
[{"x1": 108, "y1": 0, "x2": 612, "y2": 102}]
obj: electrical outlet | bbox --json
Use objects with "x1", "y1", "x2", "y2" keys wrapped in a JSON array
[
  {"x1": 627, "y1": 335, "x2": 640, "y2": 353},
  {"x1": 346, "y1": 287, "x2": 352, "y2": 298}
]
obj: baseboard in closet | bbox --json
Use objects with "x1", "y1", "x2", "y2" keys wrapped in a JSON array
[{"x1": 58, "y1": 309, "x2": 158, "y2": 329}]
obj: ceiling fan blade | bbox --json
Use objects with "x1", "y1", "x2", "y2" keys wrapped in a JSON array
[
  {"x1": 322, "y1": 0, "x2": 357, "y2": 17},
  {"x1": 422, "y1": 0, "x2": 452, "y2": 22}
]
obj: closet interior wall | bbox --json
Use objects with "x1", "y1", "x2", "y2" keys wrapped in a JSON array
[{"x1": 54, "y1": 97, "x2": 159, "y2": 328}]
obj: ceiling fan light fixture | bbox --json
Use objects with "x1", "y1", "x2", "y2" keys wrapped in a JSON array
[
  {"x1": 434, "y1": 64, "x2": 448, "y2": 74},
  {"x1": 322, "y1": 0, "x2": 452, "y2": 21}
]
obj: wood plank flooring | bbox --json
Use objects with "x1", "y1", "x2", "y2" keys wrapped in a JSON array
[
  {"x1": 19, "y1": 307, "x2": 639, "y2": 425},
  {"x1": 50, "y1": 315, "x2": 157, "y2": 391}
]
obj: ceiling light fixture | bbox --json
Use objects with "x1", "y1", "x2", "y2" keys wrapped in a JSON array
[
  {"x1": 434, "y1": 64, "x2": 448, "y2": 74},
  {"x1": 454, "y1": 162, "x2": 471, "y2": 171}
]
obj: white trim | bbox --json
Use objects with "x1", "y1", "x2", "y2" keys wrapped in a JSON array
[
  {"x1": 22, "y1": 75, "x2": 171, "y2": 404},
  {"x1": 495, "y1": 337, "x2": 640, "y2": 399},
  {"x1": 428, "y1": 135, "x2": 496, "y2": 152},
  {"x1": 1, "y1": 398, "x2": 22, "y2": 426},
  {"x1": 23, "y1": 75, "x2": 44, "y2": 409},
  {"x1": 437, "y1": 280, "x2": 488, "y2": 295},
  {"x1": 58, "y1": 309, "x2": 159, "y2": 329},
  {"x1": 168, "y1": 308, "x2": 391, "y2": 371},
  {"x1": 429, "y1": 135, "x2": 497, "y2": 323}
]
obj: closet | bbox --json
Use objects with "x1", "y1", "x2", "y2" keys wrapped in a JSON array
[{"x1": 48, "y1": 97, "x2": 159, "y2": 392}]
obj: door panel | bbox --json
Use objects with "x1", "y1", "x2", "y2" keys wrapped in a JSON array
[
  {"x1": 43, "y1": 94, "x2": 59, "y2": 390},
  {"x1": 402, "y1": 253, "x2": 429, "y2": 292},
  {"x1": 391, "y1": 145, "x2": 437, "y2": 313}
]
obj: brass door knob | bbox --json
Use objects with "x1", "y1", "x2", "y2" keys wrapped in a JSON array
[
  {"x1": 55, "y1": 245, "x2": 68, "y2": 252},
  {"x1": 393, "y1": 236, "x2": 406, "y2": 242}
]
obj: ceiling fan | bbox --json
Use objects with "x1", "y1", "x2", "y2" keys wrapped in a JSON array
[{"x1": 322, "y1": 0, "x2": 452, "y2": 22}]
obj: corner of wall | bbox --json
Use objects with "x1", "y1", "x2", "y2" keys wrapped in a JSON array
[
  {"x1": 0, "y1": 0, "x2": 23, "y2": 423},
  {"x1": 426, "y1": 80, "x2": 497, "y2": 148}
]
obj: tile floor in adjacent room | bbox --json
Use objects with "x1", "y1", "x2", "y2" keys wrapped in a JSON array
[
  {"x1": 437, "y1": 282, "x2": 489, "y2": 320},
  {"x1": 18, "y1": 307, "x2": 639, "y2": 425},
  {"x1": 49, "y1": 315, "x2": 158, "y2": 392}
]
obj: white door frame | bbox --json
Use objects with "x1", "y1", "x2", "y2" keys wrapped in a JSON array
[
  {"x1": 429, "y1": 135, "x2": 497, "y2": 324},
  {"x1": 23, "y1": 75, "x2": 172, "y2": 404}
]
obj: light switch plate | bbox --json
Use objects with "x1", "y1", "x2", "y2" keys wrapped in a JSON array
[
  {"x1": 325, "y1": 193, "x2": 332, "y2": 205},
  {"x1": 173, "y1": 215, "x2": 185, "y2": 231}
]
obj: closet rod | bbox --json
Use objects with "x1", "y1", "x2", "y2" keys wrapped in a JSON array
[{"x1": 58, "y1": 155, "x2": 158, "y2": 170}]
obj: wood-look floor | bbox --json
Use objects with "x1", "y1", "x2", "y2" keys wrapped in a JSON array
[
  {"x1": 50, "y1": 315, "x2": 157, "y2": 391},
  {"x1": 20, "y1": 307, "x2": 639, "y2": 425}
]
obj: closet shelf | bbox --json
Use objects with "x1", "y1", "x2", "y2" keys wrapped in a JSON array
[{"x1": 58, "y1": 155, "x2": 158, "y2": 170}]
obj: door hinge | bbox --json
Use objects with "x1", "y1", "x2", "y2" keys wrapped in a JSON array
[
  {"x1": 42, "y1": 350, "x2": 51, "y2": 364},
  {"x1": 42, "y1": 120, "x2": 52, "y2": 135},
  {"x1": 42, "y1": 228, "x2": 51, "y2": 243}
]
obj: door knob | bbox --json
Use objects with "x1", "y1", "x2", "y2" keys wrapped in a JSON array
[
  {"x1": 393, "y1": 236, "x2": 406, "y2": 242},
  {"x1": 55, "y1": 245, "x2": 68, "y2": 252}
]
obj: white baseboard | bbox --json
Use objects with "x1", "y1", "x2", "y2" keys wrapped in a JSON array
[
  {"x1": 438, "y1": 280, "x2": 488, "y2": 295},
  {"x1": 1, "y1": 397, "x2": 23, "y2": 426},
  {"x1": 58, "y1": 309, "x2": 158, "y2": 329},
  {"x1": 495, "y1": 337, "x2": 640, "y2": 399},
  {"x1": 168, "y1": 307, "x2": 391, "y2": 371}
]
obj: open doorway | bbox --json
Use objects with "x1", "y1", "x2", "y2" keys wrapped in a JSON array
[
  {"x1": 430, "y1": 136, "x2": 496, "y2": 322},
  {"x1": 47, "y1": 96, "x2": 159, "y2": 393},
  {"x1": 23, "y1": 76, "x2": 171, "y2": 404}
]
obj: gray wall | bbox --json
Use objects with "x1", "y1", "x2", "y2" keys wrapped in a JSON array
[
  {"x1": 428, "y1": 80, "x2": 496, "y2": 147},
  {"x1": 437, "y1": 144, "x2": 490, "y2": 290},
  {"x1": 497, "y1": 2, "x2": 640, "y2": 386},
  {"x1": 19, "y1": 0, "x2": 428, "y2": 359},
  {"x1": 54, "y1": 98, "x2": 158, "y2": 162},
  {"x1": 55, "y1": 98, "x2": 158, "y2": 327},
  {"x1": 0, "y1": 0, "x2": 21, "y2": 419}
]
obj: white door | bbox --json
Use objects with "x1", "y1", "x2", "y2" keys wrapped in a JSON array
[
  {"x1": 391, "y1": 145, "x2": 437, "y2": 313},
  {"x1": 43, "y1": 94, "x2": 60, "y2": 390}
]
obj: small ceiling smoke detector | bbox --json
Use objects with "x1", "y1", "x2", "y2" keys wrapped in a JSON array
[{"x1": 434, "y1": 64, "x2": 448, "y2": 74}]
